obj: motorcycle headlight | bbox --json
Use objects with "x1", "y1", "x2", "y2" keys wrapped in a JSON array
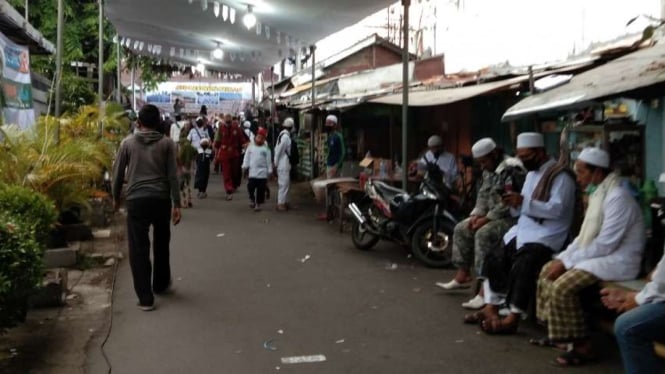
[{"x1": 422, "y1": 188, "x2": 438, "y2": 200}]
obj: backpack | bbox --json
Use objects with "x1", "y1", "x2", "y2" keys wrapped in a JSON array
[{"x1": 279, "y1": 133, "x2": 300, "y2": 166}]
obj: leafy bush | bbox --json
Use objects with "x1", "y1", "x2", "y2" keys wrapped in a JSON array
[
  {"x1": 0, "y1": 184, "x2": 57, "y2": 246},
  {"x1": 0, "y1": 214, "x2": 47, "y2": 331}
]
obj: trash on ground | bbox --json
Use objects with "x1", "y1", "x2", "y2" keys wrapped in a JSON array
[
  {"x1": 176, "y1": 277, "x2": 183, "y2": 281},
  {"x1": 277, "y1": 329, "x2": 284, "y2": 335},
  {"x1": 275, "y1": 366, "x2": 280, "y2": 371},
  {"x1": 267, "y1": 283, "x2": 271, "y2": 288},
  {"x1": 104, "y1": 258, "x2": 116, "y2": 267},
  {"x1": 455, "y1": 340, "x2": 464, "y2": 343},
  {"x1": 280, "y1": 355, "x2": 327, "y2": 364},
  {"x1": 412, "y1": 288, "x2": 422, "y2": 293},
  {"x1": 216, "y1": 233, "x2": 226, "y2": 237},
  {"x1": 385, "y1": 263, "x2": 398, "y2": 270},
  {"x1": 300, "y1": 255, "x2": 311, "y2": 263},
  {"x1": 407, "y1": 254, "x2": 413, "y2": 259},
  {"x1": 335, "y1": 339, "x2": 345, "y2": 344},
  {"x1": 263, "y1": 339, "x2": 278, "y2": 351}
]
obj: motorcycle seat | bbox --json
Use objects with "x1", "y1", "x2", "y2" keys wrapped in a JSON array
[{"x1": 373, "y1": 181, "x2": 407, "y2": 201}]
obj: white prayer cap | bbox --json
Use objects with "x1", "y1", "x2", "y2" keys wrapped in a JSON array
[
  {"x1": 325, "y1": 114, "x2": 338, "y2": 126},
  {"x1": 243, "y1": 121, "x2": 251, "y2": 128},
  {"x1": 427, "y1": 135, "x2": 443, "y2": 147},
  {"x1": 472, "y1": 138, "x2": 496, "y2": 158},
  {"x1": 578, "y1": 147, "x2": 610, "y2": 168},
  {"x1": 283, "y1": 117, "x2": 294, "y2": 128},
  {"x1": 200, "y1": 138, "x2": 210, "y2": 145},
  {"x1": 516, "y1": 132, "x2": 544, "y2": 149}
]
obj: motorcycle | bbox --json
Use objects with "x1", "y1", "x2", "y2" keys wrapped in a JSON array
[{"x1": 348, "y1": 171, "x2": 458, "y2": 268}]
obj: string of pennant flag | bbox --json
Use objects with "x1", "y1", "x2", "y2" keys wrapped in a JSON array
[{"x1": 116, "y1": 0, "x2": 308, "y2": 72}]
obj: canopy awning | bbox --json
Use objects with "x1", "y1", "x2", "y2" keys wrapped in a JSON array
[
  {"x1": 502, "y1": 42, "x2": 665, "y2": 122},
  {"x1": 105, "y1": 0, "x2": 396, "y2": 77}
]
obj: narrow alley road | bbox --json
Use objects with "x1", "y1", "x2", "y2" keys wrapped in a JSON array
[{"x1": 89, "y1": 174, "x2": 625, "y2": 374}]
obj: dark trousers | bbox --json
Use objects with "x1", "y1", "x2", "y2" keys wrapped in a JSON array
[
  {"x1": 194, "y1": 158, "x2": 211, "y2": 192},
  {"x1": 126, "y1": 198, "x2": 172, "y2": 306},
  {"x1": 248, "y1": 178, "x2": 267, "y2": 205},
  {"x1": 483, "y1": 239, "x2": 554, "y2": 312},
  {"x1": 232, "y1": 158, "x2": 242, "y2": 189}
]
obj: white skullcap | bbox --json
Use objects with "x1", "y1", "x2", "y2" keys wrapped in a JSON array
[
  {"x1": 243, "y1": 121, "x2": 251, "y2": 128},
  {"x1": 200, "y1": 138, "x2": 210, "y2": 145},
  {"x1": 516, "y1": 132, "x2": 544, "y2": 149},
  {"x1": 325, "y1": 114, "x2": 338, "y2": 126},
  {"x1": 427, "y1": 135, "x2": 443, "y2": 147},
  {"x1": 578, "y1": 147, "x2": 610, "y2": 168},
  {"x1": 283, "y1": 117, "x2": 294, "y2": 128},
  {"x1": 472, "y1": 138, "x2": 497, "y2": 158}
]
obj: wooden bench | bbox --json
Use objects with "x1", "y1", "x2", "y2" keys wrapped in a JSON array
[{"x1": 596, "y1": 279, "x2": 665, "y2": 358}]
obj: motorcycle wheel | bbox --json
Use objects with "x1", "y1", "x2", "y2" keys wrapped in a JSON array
[
  {"x1": 410, "y1": 220, "x2": 454, "y2": 268},
  {"x1": 351, "y1": 220, "x2": 380, "y2": 250}
]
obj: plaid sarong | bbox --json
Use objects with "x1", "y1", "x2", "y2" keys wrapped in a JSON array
[{"x1": 536, "y1": 260, "x2": 599, "y2": 342}]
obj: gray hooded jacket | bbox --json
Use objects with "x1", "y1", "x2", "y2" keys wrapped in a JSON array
[{"x1": 112, "y1": 130, "x2": 181, "y2": 206}]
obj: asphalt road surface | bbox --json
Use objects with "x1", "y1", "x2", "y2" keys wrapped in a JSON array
[{"x1": 91, "y1": 174, "x2": 625, "y2": 373}]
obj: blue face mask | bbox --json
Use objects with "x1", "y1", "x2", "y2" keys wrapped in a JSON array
[{"x1": 586, "y1": 184, "x2": 598, "y2": 195}]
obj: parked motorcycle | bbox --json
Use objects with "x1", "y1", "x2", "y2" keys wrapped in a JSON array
[{"x1": 348, "y1": 172, "x2": 457, "y2": 268}]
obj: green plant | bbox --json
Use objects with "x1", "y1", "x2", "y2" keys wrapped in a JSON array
[
  {"x1": 0, "y1": 184, "x2": 57, "y2": 247},
  {"x1": 0, "y1": 212, "x2": 47, "y2": 331}
]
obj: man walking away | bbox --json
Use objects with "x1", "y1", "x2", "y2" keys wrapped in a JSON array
[
  {"x1": 112, "y1": 104, "x2": 181, "y2": 311},
  {"x1": 274, "y1": 118, "x2": 294, "y2": 211}
]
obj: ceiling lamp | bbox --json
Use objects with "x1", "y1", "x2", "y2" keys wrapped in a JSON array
[
  {"x1": 213, "y1": 1, "x2": 220, "y2": 17},
  {"x1": 213, "y1": 43, "x2": 224, "y2": 59},
  {"x1": 243, "y1": 5, "x2": 256, "y2": 29}
]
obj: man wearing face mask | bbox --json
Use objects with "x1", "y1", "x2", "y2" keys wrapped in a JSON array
[
  {"x1": 534, "y1": 148, "x2": 645, "y2": 367},
  {"x1": 465, "y1": 132, "x2": 576, "y2": 335}
]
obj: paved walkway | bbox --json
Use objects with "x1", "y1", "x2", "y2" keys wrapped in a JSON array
[{"x1": 90, "y1": 174, "x2": 625, "y2": 373}]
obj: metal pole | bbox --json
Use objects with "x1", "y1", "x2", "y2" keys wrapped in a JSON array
[
  {"x1": 116, "y1": 35, "x2": 121, "y2": 103},
  {"x1": 252, "y1": 76, "x2": 256, "y2": 106},
  {"x1": 401, "y1": 0, "x2": 410, "y2": 190},
  {"x1": 24, "y1": 0, "x2": 28, "y2": 21},
  {"x1": 310, "y1": 45, "x2": 316, "y2": 179},
  {"x1": 271, "y1": 66, "x2": 276, "y2": 148},
  {"x1": 131, "y1": 64, "x2": 136, "y2": 111},
  {"x1": 98, "y1": 0, "x2": 104, "y2": 135},
  {"x1": 54, "y1": 0, "x2": 64, "y2": 143}
]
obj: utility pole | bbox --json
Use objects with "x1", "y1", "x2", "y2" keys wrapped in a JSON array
[
  {"x1": 54, "y1": 0, "x2": 64, "y2": 143},
  {"x1": 662, "y1": 0, "x2": 665, "y2": 20},
  {"x1": 401, "y1": 0, "x2": 410, "y2": 190},
  {"x1": 116, "y1": 35, "x2": 121, "y2": 103},
  {"x1": 98, "y1": 0, "x2": 104, "y2": 135}
]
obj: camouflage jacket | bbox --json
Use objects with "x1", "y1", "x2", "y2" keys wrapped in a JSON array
[{"x1": 470, "y1": 157, "x2": 525, "y2": 221}]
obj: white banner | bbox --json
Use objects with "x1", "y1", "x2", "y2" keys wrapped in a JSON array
[
  {"x1": 0, "y1": 31, "x2": 35, "y2": 129},
  {"x1": 144, "y1": 81, "x2": 254, "y2": 116}
]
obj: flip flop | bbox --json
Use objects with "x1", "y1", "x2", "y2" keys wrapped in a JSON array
[
  {"x1": 551, "y1": 350, "x2": 597, "y2": 367},
  {"x1": 480, "y1": 318, "x2": 518, "y2": 335},
  {"x1": 463, "y1": 311, "x2": 487, "y2": 325},
  {"x1": 528, "y1": 337, "x2": 568, "y2": 351}
]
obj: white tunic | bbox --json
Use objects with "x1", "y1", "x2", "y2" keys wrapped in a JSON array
[
  {"x1": 557, "y1": 186, "x2": 645, "y2": 281},
  {"x1": 274, "y1": 130, "x2": 291, "y2": 171},
  {"x1": 242, "y1": 143, "x2": 273, "y2": 179},
  {"x1": 504, "y1": 159, "x2": 576, "y2": 252},
  {"x1": 636, "y1": 253, "x2": 665, "y2": 305},
  {"x1": 418, "y1": 150, "x2": 458, "y2": 188}
]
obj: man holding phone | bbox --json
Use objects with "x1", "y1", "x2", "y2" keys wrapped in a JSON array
[{"x1": 112, "y1": 104, "x2": 182, "y2": 311}]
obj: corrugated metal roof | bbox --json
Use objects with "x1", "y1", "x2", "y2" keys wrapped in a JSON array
[
  {"x1": 502, "y1": 42, "x2": 665, "y2": 122},
  {"x1": 370, "y1": 75, "x2": 528, "y2": 106}
]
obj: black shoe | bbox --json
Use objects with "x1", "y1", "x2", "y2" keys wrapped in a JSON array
[
  {"x1": 154, "y1": 280, "x2": 173, "y2": 295},
  {"x1": 137, "y1": 302, "x2": 155, "y2": 311}
]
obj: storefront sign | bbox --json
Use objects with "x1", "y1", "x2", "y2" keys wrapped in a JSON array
[{"x1": 145, "y1": 81, "x2": 253, "y2": 115}]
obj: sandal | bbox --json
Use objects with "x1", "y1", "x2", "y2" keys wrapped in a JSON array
[
  {"x1": 463, "y1": 311, "x2": 487, "y2": 325},
  {"x1": 528, "y1": 337, "x2": 568, "y2": 351},
  {"x1": 480, "y1": 318, "x2": 518, "y2": 335},
  {"x1": 552, "y1": 350, "x2": 597, "y2": 367}
]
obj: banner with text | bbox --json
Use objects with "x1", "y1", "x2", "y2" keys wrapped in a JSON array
[
  {"x1": 0, "y1": 31, "x2": 34, "y2": 129},
  {"x1": 145, "y1": 81, "x2": 253, "y2": 116}
]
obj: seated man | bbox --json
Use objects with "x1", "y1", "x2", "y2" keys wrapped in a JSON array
[
  {"x1": 464, "y1": 132, "x2": 576, "y2": 334},
  {"x1": 535, "y1": 148, "x2": 645, "y2": 367},
  {"x1": 436, "y1": 138, "x2": 525, "y2": 311},
  {"x1": 601, "y1": 253, "x2": 665, "y2": 374},
  {"x1": 417, "y1": 135, "x2": 458, "y2": 189}
]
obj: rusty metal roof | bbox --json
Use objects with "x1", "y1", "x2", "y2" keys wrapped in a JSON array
[{"x1": 502, "y1": 42, "x2": 665, "y2": 122}]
